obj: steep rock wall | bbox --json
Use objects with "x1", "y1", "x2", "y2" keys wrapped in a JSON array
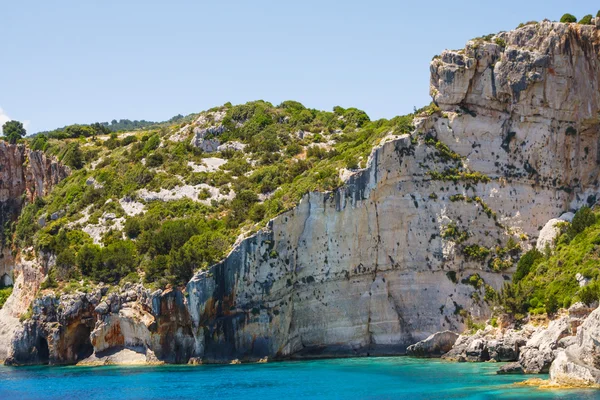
[
  {"x1": 185, "y1": 21, "x2": 600, "y2": 362},
  {"x1": 0, "y1": 142, "x2": 68, "y2": 284}
]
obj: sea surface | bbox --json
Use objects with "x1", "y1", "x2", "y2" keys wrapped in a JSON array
[{"x1": 1, "y1": 357, "x2": 599, "y2": 399}]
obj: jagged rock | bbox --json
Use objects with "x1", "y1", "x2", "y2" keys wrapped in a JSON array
[
  {"x1": 443, "y1": 326, "x2": 531, "y2": 363},
  {"x1": 217, "y1": 141, "x2": 246, "y2": 152},
  {"x1": 497, "y1": 362, "x2": 524, "y2": 375},
  {"x1": 519, "y1": 317, "x2": 572, "y2": 373},
  {"x1": 550, "y1": 306, "x2": 600, "y2": 386},
  {"x1": 466, "y1": 338, "x2": 490, "y2": 362},
  {"x1": 487, "y1": 330, "x2": 528, "y2": 362},
  {"x1": 95, "y1": 302, "x2": 109, "y2": 315},
  {"x1": 406, "y1": 330, "x2": 459, "y2": 357},
  {"x1": 575, "y1": 273, "x2": 591, "y2": 287},
  {"x1": 190, "y1": 125, "x2": 225, "y2": 152}
]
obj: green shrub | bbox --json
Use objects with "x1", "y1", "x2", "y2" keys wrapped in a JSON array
[
  {"x1": 568, "y1": 206, "x2": 596, "y2": 239},
  {"x1": 578, "y1": 283, "x2": 599, "y2": 306},
  {"x1": 560, "y1": 14, "x2": 577, "y2": 23},
  {"x1": 0, "y1": 286, "x2": 13, "y2": 309},
  {"x1": 462, "y1": 244, "x2": 491, "y2": 261},
  {"x1": 513, "y1": 248, "x2": 543, "y2": 283},
  {"x1": 579, "y1": 15, "x2": 593, "y2": 25}
]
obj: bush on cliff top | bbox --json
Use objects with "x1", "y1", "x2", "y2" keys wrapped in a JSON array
[
  {"x1": 579, "y1": 15, "x2": 594, "y2": 25},
  {"x1": 560, "y1": 14, "x2": 577, "y2": 23}
]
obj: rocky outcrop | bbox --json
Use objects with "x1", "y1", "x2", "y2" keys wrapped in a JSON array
[
  {"x1": 406, "y1": 331, "x2": 459, "y2": 357},
  {"x1": 5, "y1": 284, "x2": 194, "y2": 365},
  {"x1": 550, "y1": 306, "x2": 600, "y2": 386},
  {"x1": 0, "y1": 142, "x2": 68, "y2": 285},
  {"x1": 444, "y1": 303, "x2": 595, "y2": 377},
  {"x1": 442, "y1": 325, "x2": 532, "y2": 363}
]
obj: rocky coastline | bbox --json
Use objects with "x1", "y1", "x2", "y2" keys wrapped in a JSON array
[{"x1": 0, "y1": 18, "x2": 599, "y2": 394}]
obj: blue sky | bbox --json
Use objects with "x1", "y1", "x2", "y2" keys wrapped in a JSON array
[{"x1": 1, "y1": 1, "x2": 598, "y2": 133}]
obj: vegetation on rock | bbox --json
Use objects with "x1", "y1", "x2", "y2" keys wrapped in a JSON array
[{"x1": 9, "y1": 101, "x2": 414, "y2": 289}]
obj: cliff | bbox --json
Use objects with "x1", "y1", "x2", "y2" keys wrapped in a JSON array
[
  {"x1": 183, "y1": 19, "x2": 600, "y2": 362},
  {"x1": 0, "y1": 142, "x2": 68, "y2": 283},
  {"x1": 4, "y1": 19, "x2": 600, "y2": 365},
  {"x1": 0, "y1": 142, "x2": 68, "y2": 360}
]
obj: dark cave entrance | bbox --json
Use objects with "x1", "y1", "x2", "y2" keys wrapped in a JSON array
[
  {"x1": 36, "y1": 337, "x2": 49, "y2": 364},
  {"x1": 70, "y1": 324, "x2": 94, "y2": 361}
]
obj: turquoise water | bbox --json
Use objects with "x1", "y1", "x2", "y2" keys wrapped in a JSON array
[{"x1": 1, "y1": 357, "x2": 598, "y2": 399}]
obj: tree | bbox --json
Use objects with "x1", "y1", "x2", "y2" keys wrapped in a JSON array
[
  {"x1": 2, "y1": 120, "x2": 26, "y2": 144},
  {"x1": 560, "y1": 14, "x2": 577, "y2": 23},
  {"x1": 579, "y1": 15, "x2": 593, "y2": 25},
  {"x1": 62, "y1": 143, "x2": 84, "y2": 169},
  {"x1": 568, "y1": 206, "x2": 596, "y2": 240}
]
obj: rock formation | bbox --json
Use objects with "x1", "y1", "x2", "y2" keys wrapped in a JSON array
[
  {"x1": 4, "y1": 19, "x2": 600, "y2": 365},
  {"x1": 406, "y1": 331, "x2": 459, "y2": 357},
  {"x1": 0, "y1": 142, "x2": 68, "y2": 285}
]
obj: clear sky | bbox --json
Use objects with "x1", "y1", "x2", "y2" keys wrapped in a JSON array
[{"x1": 1, "y1": 1, "x2": 598, "y2": 133}]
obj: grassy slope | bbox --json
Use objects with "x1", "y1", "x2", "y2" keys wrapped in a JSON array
[{"x1": 10, "y1": 100, "x2": 414, "y2": 291}]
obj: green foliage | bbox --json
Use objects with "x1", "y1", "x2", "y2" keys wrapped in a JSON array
[
  {"x1": 0, "y1": 286, "x2": 13, "y2": 309},
  {"x1": 560, "y1": 13, "x2": 577, "y2": 23},
  {"x1": 500, "y1": 209, "x2": 600, "y2": 317},
  {"x1": 30, "y1": 134, "x2": 49, "y2": 151},
  {"x1": 579, "y1": 15, "x2": 594, "y2": 25},
  {"x1": 513, "y1": 248, "x2": 543, "y2": 283},
  {"x1": 462, "y1": 244, "x2": 491, "y2": 261},
  {"x1": 62, "y1": 143, "x2": 84, "y2": 169},
  {"x1": 3, "y1": 120, "x2": 26, "y2": 144},
  {"x1": 567, "y1": 206, "x2": 596, "y2": 241},
  {"x1": 20, "y1": 100, "x2": 418, "y2": 290},
  {"x1": 495, "y1": 38, "x2": 506, "y2": 48}
]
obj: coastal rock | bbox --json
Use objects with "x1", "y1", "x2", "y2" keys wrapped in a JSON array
[
  {"x1": 406, "y1": 330, "x2": 459, "y2": 357},
  {"x1": 497, "y1": 362, "x2": 524, "y2": 375},
  {"x1": 519, "y1": 317, "x2": 571, "y2": 373},
  {"x1": 442, "y1": 326, "x2": 531, "y2": 363},
  {"x1": 0, "y1": 142, "x2": 68, "y2": 292},
  {"x1": 550, "y1": 307, "x2": 600, "y2": 386}
]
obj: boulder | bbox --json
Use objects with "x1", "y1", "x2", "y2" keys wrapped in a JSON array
[
  {"x1": 406, "y1": 330, "x2": 459, "y2": 357},
  {"x1": 519, "y1": 317, "x2": 571, "y2": 373},
  {"x1": 497, "y1": 362, "x2": 524, "y2": 375}
]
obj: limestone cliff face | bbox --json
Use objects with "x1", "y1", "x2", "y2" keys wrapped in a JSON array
[
  {"x1": 0, "y1": 142, "x2": 67, "y2": 361},
  {"x1": 0, "y1": 142, "x2": 69, "y2": 285},
  {"x1": 5, "y1": 21, "x2": 600, "y2": 365},
  {"x1": 184, "y1": 20, "x2": 600, "y2": 362}
]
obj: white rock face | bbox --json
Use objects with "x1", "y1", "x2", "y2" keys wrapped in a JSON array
[
  {"x1": 184, "y1": 21, "x2": 600, "y2": 362},
  {"x1": 536, "y1": 212, "x2": 573, "y2": 251}
]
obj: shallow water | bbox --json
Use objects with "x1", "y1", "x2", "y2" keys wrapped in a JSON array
[{"x1": 0, "y1": 357, "x2": 598, "y2": 399}]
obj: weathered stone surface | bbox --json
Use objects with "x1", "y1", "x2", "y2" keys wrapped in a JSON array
[
  {"x1": 497, "y1": 362, "x2": 524, "y2": 375},
  {"x1": 550, "y1": 306, "x2": 600, "y2": 386},
  {"x1": 519, "y1": 317, "x2": 571, "y2": 373},
  {"x1": 443, "y1": 325, "x2": 533, "y2": 363},
  {"x1": 0, "y1": 142, "x2": 68, "y2": 286},
  {"x1": 536, "y1": 213, "x2": 573, "y2": 251},
  {"x1": 406, "y1": 330, "x2": 459, "y2": 357}
]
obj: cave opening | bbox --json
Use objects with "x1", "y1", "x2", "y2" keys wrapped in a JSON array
[
  {"x1": 36, "y1": 337, "x2": 49, "y2": 364},
  {"x1": 71, "y1": 324, "x2": 94, "y2": 361}
]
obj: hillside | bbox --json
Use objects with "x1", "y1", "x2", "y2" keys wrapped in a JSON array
[{"x1": 9, "y1": 101, "x2": 413, "y2": 291}]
